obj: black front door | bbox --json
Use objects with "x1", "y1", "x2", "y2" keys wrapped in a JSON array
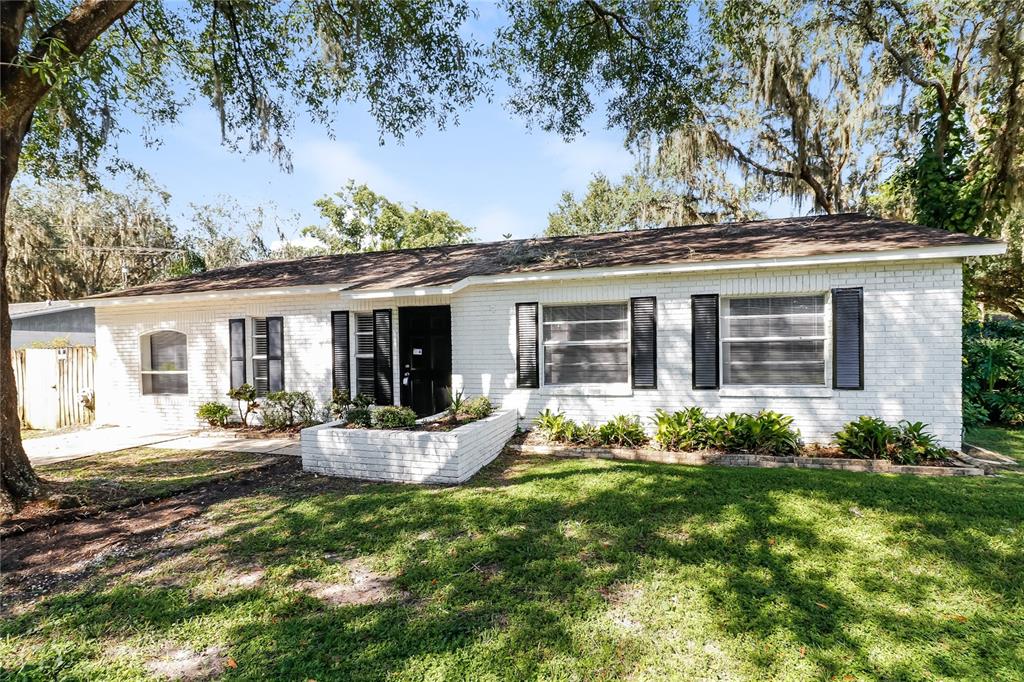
[{"x1": 398, "y1": 306, "x2": 452, "y2": 417}]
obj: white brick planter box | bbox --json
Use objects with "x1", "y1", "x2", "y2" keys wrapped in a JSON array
[{"x1": 301, "y1": 410, "x2": 518, "y2": 484}]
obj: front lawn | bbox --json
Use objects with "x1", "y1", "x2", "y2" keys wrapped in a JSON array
[
  {"x1": 966, "y1": 426, "x2": 1024, "y2": 465},
  {"x1": 2, "y1": 453, "x2": 1022, "y2": 680}
]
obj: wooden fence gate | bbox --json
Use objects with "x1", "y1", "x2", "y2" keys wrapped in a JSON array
[{"x1": 12, "y1": 346, "x2": 95, "y2": 430}]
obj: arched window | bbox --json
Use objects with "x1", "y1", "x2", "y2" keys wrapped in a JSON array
[{"x1": 141, "y1": 330, "x2": 188, "y2": 395}]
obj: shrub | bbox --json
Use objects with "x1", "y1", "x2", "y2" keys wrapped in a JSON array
[
  {"x1": 534, "y1": 410, "x2": 584, "y2": 443},
  {"x1": 652, "y1": 407, "x2": 710, "y2": 450},
  {"x1": 596, "y1": 415, "x2": 648, "y2": 447},
  {"x1": 963, "y1": 319, "x2": 1024, "y2": 428},
  {"x1": 833, "y1": 416, "x2": 896, "y2": 459},
  {"x1": 372, "y1": 405, "x2": 417, "y2": 429},
  {"x1": 263, "y1": 390, "x2": 318, "y2": 428},
  {"x1": 226, "y1": 384, "x2": 259, "y2": 426},
  {"x1": 345, "y1": 406, "x2": 373, "y2": 428},
  {"x1": 462, "y1": 396, "x2": 494, "y2": 420},
  {"x1": 447, "y1": 389, "x2": 466, "y2": 419},
  {"x1": 197, "y1": 401, "x2": 232, "y2": 426},
  {"x1": 735, "y1": 410, "x2": 801, "y2": 456},
  {"x1": 834, "y1": 417, "x2": 945, "y2": 463}
]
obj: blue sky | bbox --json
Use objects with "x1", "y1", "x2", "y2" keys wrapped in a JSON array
[
  {"x1": 106, "y1": 3, "x2": 796, "y2": 248},
  {"x1": 113, "y1": 85, "x2": 643, "y2": 246}
]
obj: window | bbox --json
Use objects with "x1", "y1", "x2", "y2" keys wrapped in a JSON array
[
  {"x1": 721, "y1": 295, "x2": 826, "y2": 386},
  {"x1": 354, "y1": 312, "x2": 375, "y2": 397},
  {"x1": 543, "y1": 303, "x2": 629, "y2": 385},
  {"x1": 252, "y1": 318, "x2": 269, "y2": 396},
  {"x1": 141, "y1": 330, "x2": 188, "y2": 395}
]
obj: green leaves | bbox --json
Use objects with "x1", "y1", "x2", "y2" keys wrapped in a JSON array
[{"x1": 306, "y1": 180, "x2": 473, "y2": 253}]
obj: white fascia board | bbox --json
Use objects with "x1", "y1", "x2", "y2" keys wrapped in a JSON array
[{"x1": 83, "y1": 241, "x2": 1005, "y2": 307}]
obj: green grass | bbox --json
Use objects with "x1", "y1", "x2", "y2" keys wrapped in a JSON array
[
  {"x1": 34, "y1": 447, "x2": 274, "y2": 509},
  {"x1": 3, "y1": 453, "x2": 1023, "y2": 680},
  {"x1": 966, "y1": 426, "x2": 1024, "y2": 465}
]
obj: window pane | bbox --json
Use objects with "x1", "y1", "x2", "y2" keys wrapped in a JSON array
[
  {"x1": 253, "y1": 358, "x2": 269, "y2": 396},
  {"x1": 149, "y1": 331, "x2": 187, "y2": 371},
  {"x1": 725, "y1": 315, "x2": 824, "y2": 338},
  {"x1": 143, "y1": 373, "x2": 188, "y2": 395},
  {"x1": 722, "y1": 340, "x2": 825, "y2": 385},
  {"x1": 356, "y1": 357, "x2": 375, "y2": 396},
  {"x1": 728, "y1": 296, "x2": 824, "y2": 317},
  {"x1": 543, "y1": 343, "x2": 628, "y2": 385},
  {"x1": 542, "y1": 304, "x2": 629, "y2": 385}
]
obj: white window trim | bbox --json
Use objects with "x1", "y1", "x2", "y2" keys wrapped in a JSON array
[
  {"x1": 718, "y1": 292, "x2": 832, "y2": 389},
  {"x1": 538, "y1": 300, "x2": 633, "y2": 392},
  {"x1": 139, "y1": 329, "x2": 189, "y2": 396}
]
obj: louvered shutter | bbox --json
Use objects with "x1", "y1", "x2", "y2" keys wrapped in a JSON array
[
  {"x1": 331, "y1": 311, "x2": 350, "y2": 394},
  {"x1": 373, "y1": 309, "x2": 393, "y2": 405},
  {"x1": 631, "y1": 297, "x2": 657, "y2": 389},
  {"x1": 229, "y1": 319, "x2": 246, "y2": 389},
  {"x1": 691, "y1": 294, "x2": 719, "y2": 389},
  {"x1": 267, "y1": 316, "x2": 284, "y2": 392},
  {"x1": 516, "y1": 303, "x2": 539, "y2": 388},
  {"x1": 832, "y1": 288, "x2": 864, "y2": 390}
]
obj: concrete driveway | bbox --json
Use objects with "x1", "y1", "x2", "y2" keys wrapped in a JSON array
[{"x1": 23, "y1": 426, "x2": 193, "y2": 466}]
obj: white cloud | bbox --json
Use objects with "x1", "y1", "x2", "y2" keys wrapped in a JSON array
[
  {"x1": 542, "y1": 135, "x2": 636, "y2": 191},
  {"x1": 293, "y1": 139, "x2": 412, "y2": 199}
]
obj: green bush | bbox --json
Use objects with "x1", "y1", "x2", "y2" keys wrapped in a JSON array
[
  {"x1": 834, "y1": 416, "x2": 945, "y2": 463},
  {"x1": 197, "y1": 401, "x2": 232, "y2": 427},
  {"x1": 372, "y1": 405, "x2": 417, "y2": 429},
  {"x1": 651, "y1": 408, "x2": 800, "y2": 455},
  {"x1": 963, "y1": 319, "x2": 1024, "y2": 428},
  {"x1": 462, "y1": 396, "x2": 494, "y2": 420},
  {"x1": 652, "y1": 407, "x2": 711, "y2": 450},
  {"x1": 226, "y1": 384, "x2": 259, "y2": 426},
  {"x1": 596, "y1": 415, "x2": 649, "y2": 447},
  {"x1": 447, "y1": 389, "x2": 466, "y2": 419},
  {"x1": 262, "y1": 390, "x2": 319, "y2": 428},
  {"x1": 345, "y1": 406, "x2": 373, "y2": 428},
  {"x1": 534, "y1": 410, "x2": 592, "y2": 444}
]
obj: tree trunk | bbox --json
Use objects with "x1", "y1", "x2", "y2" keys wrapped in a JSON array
[
  {"x1": 1, "y1": 113, "x2": 40, "y2": 517},
  {"x1": 0, "y1": 0, "x2": 138, "y2": 515}
]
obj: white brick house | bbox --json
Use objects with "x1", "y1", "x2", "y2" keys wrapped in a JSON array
[{"x1": 85, "y1": 214, "x2": 1004, "y2": 448}]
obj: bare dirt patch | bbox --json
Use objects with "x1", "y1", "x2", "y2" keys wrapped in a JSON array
[
  {"x1": 0, "y1": 459, "x2": 299, "y2": 609},
  {"x1": 145, "y1": 643, "x2": 227, "y2": 681},
  {"x1": 295, "y1": 557, "x2": 407, "y2": 606}
]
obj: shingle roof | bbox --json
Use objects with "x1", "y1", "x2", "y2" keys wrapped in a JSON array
[{"x1": 87, "y1": 213, "x2": 998, "y2": 300}]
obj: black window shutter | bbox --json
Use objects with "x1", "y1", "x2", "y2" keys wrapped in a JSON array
[
  {"x1": 516, "y1": 303, "x2": 539, "y2": 388},
  {"x1": 229, "y1": 318, "x2": 246, "y2": 389},
  {"x1": 267, "y1": 316, "x2": 285, "y2": 392},
  {"x1": 691, "y1": 294, "x2": 719, "y2": 389},
  {"x1": 373, "y1": 309, "x2": 393, "y2": 405},
  {"x1": 832, "y1": 288, "x2": 864, "y2": 390},
  {"x1": 631, "y1": 297, "x2": 657, "y2": 389},
  {"x1": 331, "y1": 311, "x2": 350, "y2": 394}
]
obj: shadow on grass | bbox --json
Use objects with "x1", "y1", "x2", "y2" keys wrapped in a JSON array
[{"x1": 4, "y1": 453, "x2": 1023, "y2": 680}]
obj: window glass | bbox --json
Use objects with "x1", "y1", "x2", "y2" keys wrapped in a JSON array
[
  {"x1": 141, "y1": 330, "x2": 188, "y2": 395},
  {"x1": 721, "y1": 295, "x2": 826, "y2": 386},
  {"x1": 543, "y1": 303, "x2": 629, "y2": 385}
]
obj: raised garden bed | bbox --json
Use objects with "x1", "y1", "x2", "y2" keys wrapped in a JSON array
[
  {"x1": 301, "y1": 410, "x2": 518, "y2": 484},
  {"x1": 508, "y1": 433, "x2": 987, "y2": 477}
]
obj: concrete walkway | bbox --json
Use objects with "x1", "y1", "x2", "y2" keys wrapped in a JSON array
[
  {"x1": 149, "y1": 434, "x2": 300, "y2": 457},
  {"x1": 24, "y1": 426, "x2": 301, "y2": 466},
  {"x1": 24, "y1": 426, "x2": 193, "y2": 466}
]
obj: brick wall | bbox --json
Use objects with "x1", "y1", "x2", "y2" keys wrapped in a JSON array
[{"x1": 94, "y1": 259, "x2": 964, "y2": 447}]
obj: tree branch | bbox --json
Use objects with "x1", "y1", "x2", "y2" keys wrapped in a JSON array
[{"x1": 1, "y1": 0, "x2": 137, "y2": 131}]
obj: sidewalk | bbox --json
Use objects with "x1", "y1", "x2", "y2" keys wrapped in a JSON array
[{"x1": 23, "y1": 426, "x2": 192, "y2": 466}]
